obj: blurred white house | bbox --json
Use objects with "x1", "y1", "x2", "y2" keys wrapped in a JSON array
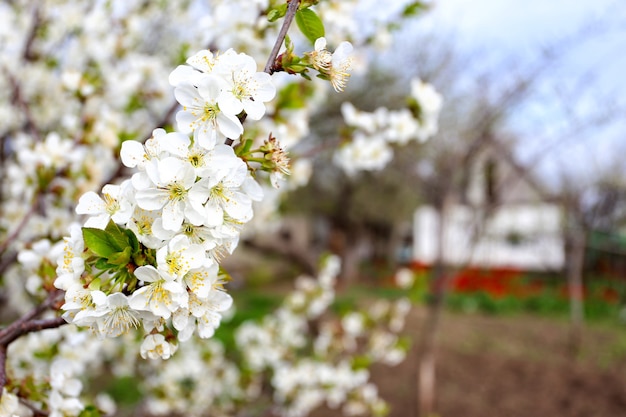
[{"x1": 413, "y1": 142, "x2": 565, "y2": 271}]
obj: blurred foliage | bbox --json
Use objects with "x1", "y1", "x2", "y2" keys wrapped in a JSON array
[
  {"x1": 446, "y1": 276, "x2": 624, "y2": 321},
  {"x1": 105, "y1": 376, "x2": 142, "y2": 407},
  {"x1": 282, "y1": 67, "x2": 427, "y2": 257},
  {"x1": 216, "y1": 290, "x2": 283, "y2": 354}
]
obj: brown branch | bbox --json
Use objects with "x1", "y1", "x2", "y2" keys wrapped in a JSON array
[
  {"x1": 19, "y1": 397, "x2": 49, "y2": 417},
  {"x1": 0, "y1": 198, "x2": 38, "y2": 255},
  {"x1": 0, "y1": 290, "x2": 66, "y2": 400},
  {"x1": 0, "y1": 251, "x2": 18, "y2": 277},
  {"x1": 3, "y1": 67, "x2": 43, "y2": 142},
  {"x1": 0, "y1": 290, "x2": 65, "y2": 346},
  {"x1": 22, "y1": 6, "x2": 42, "y2": 62},
  {"x1": 0, "y1": 317, "x2": 67, "y2": 348},
  {"x1": 225, "y1": 0, "x2": 301, "y2": 147},
  {"x1": 0, "y1": 345, "x2": 6, "y2": 399},
  {"x1": 264, "y1": 0, "x2": 301, "y2": 74},
  {"x1": 0, "y1": 317, "x2": 67, "y2": 347}
]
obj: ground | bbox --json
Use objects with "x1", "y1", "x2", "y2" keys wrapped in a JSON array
[{"x1": 366, "y1": 308, "x2": 626, "y2": 417}]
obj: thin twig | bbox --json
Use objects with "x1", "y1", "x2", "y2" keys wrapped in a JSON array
[
  {"x1": 0, "y1": 198, "x2": 38, "y2": 255},
  {"x1": 0, "y1": 251, "x2": 18, "y2": 277},
  {"x1": 4, "y1": 67, "x2": 43, "y2": 142},
  {"x1": 19, "y1": 397, "x2": 49, "y2": 417},
  {"x1": 0, "y1": 317, "x2": 67, "y2": 347},
  {"x1": 0, "y1": 290, "x2": 65, "y2": 345},
  {"x1": 22, "y1": 6, "x2": 41, "y2": 62},
  {"x1": 0, "y1": 345, "x2": 6, "y2": 399},
  {"x1": 225, "y1": 0, "x2": 301, "y2": 148},
  {"x1": 264, "y1": 0, "x2": 301, "y2": 74},
  {"x1": 0, "y1": 290, "x2": 65, "y2": 400}
]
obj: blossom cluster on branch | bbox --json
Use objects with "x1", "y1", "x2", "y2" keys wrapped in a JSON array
[
  {"x1": 53, "y1": 48, "x2": 280, "y2": 349},
  {"x1": 0, "y1": 0, "x2": 434, "y2": 416},
  {"x1": 334, "y1": 79, "x2": 443, "y2": 175}
]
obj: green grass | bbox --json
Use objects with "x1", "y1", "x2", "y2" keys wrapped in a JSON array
[{"x1": 446, "y1": 289, "x2": 623, "y2": 322}]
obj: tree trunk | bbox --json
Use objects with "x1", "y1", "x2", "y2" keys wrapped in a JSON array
[
  {"x1": 567, "y1": 227, "x2": 586, "y2": 357},
  {"x1": 416, "y1": 198, "x2": 449, "y2": 417}
]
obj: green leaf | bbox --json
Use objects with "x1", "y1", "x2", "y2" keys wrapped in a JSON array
[
  {"x1": 105, "y1": 220, "x2": 131, "y2": 251},
  {"x1": 95, "y1": 257, "x2": 115, "y2": 271},
  {"x1": 124, "y1": 228, "x2": 140, "y2": 253},
  {"x1": 267, "y1": 3, "x2": 288, "y2": 22},
  {"x1": 284, "y1": 63, "x2": 309, "y2": 73},
  {"x1": 79, "y1": 405, "x2": 102, "y2": 417},
  {"x1": 284, "y1": 34, "x2": 294, "y2": 54},
  {"x1": 82, "y1": 228, "x2": 120, "y2": 258},
  {"x1": 107, "y1": 247, "x2": 132, "y2": 266},
  {"x1": 295, "y1": 8, "x2": 325, "y2": 45},
  {"x1": 402, "y1": 1, "x2": 428, "y2": 17},
  {"x1": 88, "y1": 277, "x2": 101, "y2": 290}
]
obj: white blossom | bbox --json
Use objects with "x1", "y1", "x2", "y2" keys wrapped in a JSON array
[
  {"x1": 129, "y1": 265, "x2": 188, "y2": 319},
  {"x1": 140, "y1": 334, "x2": 177, "y2": 360}
]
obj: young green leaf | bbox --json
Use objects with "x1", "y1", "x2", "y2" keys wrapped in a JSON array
[
  {"x1": 295, "y1": 8, "x2": 325, "y2": 45},
  {"x1": 105, "y1": 220, "x2": 132, "y2": 252},
  {"x1": 267, "y1": 3, "x2": 288, "y2": 22},
  {"x1": 124, "y1": 228, "x2": 140, "y2": 253},
  {"x1": 83, "y1": 228, "x2": 120, "y2": 258},
  {"x1": 94, "y1": 257, "x2": 115, "y2": 271},
  {"x1": 78, "y1": 405, "x2": 102, "y2": 417},
  {"x1": 402, "y1": 1, "x2": 428, "y2": 17},
  {"x1": 107, "y1": 247, "x2": 133, "y2": 266}
]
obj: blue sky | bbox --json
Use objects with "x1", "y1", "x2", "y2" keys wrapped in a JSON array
[{"x1": 368, "y1": 0, "x2": 626, "y2": 188}]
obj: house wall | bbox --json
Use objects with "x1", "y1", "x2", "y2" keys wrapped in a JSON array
[{"x1": 413, "y1": 204, "x2": 565, "y2": 270}]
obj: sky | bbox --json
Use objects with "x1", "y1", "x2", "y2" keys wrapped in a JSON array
[
  {"x1": 368, "y1": 0, "x2": 626, "y2": 189},
  {"x1": 431, "y1": 0, "x2": 626, "y2": 186}
]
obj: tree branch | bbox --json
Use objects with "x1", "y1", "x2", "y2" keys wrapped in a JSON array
[
  {"x1": 0, "y1": 290, "x2": 66, "y2": 400},
  {"x1": 0, "y1": 290, "x2": 65, "y2": 345},
  {"x1": 0, "y1": 345, "x2": 6, "y2": 398},
  {"x1": 264, "y1": 0, "x2": 301, "y2": 74},
  {"x1": 3, "y1": 67, "x2": 43, "y2": 142},
  {"x1": 0, "y1": 197, "x2": 38, "y2": 256},
  {"x1": 225, "y1": 0, "x2": 301, "y2": 147},
  {"x1": 0, "y1": 317, "x2": 67, "y2": 347}
]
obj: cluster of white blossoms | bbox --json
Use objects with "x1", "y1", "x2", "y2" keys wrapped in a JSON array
[
  {"x1": 53, "y1": 49, "x2": 276, "y2": 357},
  {"x1": 169, "y1": 48, "x2": 276, "y2": 147},
  {"x1": 333, "y1": 78, "x2": 443, "y2": 176},
  {"x1": 5, "y1": 253, "x2": 413, "y2": 417},
  {"x1": 134, "y1": 255, "x2": 410, "y2": 417},
  {"x1": 0, "y1": 1, "x2": 427, "y2": 415},
  {"x1": 231, "y1": 256, "x2": 408, "y2": 417}
]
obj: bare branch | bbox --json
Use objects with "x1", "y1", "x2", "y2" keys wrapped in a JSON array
[
  {"x1": 226, "y1": 0, "x2": 302, "y2": 147},
  {"x1": 3, "y1": 68, "x2": 43, "y2": 142},
  {"x1": 264, "y1": 0, "x2": 301, "y2": 74},
  {"x1": 0, "y1": 197, "x2": 38, "y2": 256},
  {"x1": 0, "y1": 290, "x2": 65, "y2": 345},
  {"x1": 0, "y1": 345, "x2": 6, "y2": 399},
  {"x1": 0, "y1": 290, "x2": 66, "y2": 399},
  {"x1": 19, "y1": 397, "x2": 49, "y2": 417}
]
